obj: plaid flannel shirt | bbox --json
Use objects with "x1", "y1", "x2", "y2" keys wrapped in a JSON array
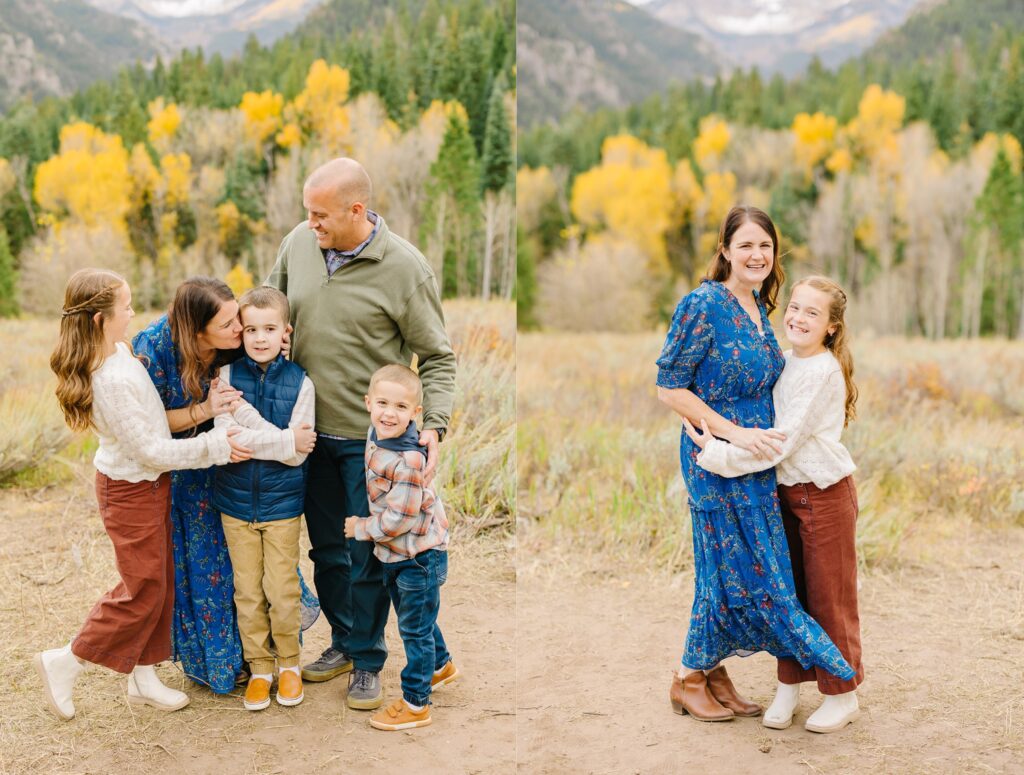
[{"x1": 352, "y1": 436, "x2": 449, "y2": 562}]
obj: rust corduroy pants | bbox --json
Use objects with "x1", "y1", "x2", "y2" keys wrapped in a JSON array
[
  {"x1": 72, "y1": 472, "x2": 174, "y2": 673},
  {"x1": 776, "y1": 475, "x2": 865, "y2": 695}
]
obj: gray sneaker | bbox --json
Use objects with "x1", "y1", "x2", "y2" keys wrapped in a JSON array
[
  {"x1": 301, "y1": 647, "x2": 353, "y2": 683},
  {"x1": 346, "y1": 668, "x2": 383, "y2": 710}
]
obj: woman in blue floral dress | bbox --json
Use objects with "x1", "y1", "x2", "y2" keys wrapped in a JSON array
[
  {"x1": 657, "y1": 207, "x2": 854, "y2": 722},
  {"x1": 134, "y1": 277, "x2": 318, "y2": 694}
]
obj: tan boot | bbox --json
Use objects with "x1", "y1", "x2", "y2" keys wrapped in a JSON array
[
  {"x1": 706, "y1": 665, "x2": 763, "y2": 717},
  {"x1": 669, "y1": 671, "x2": 734, "y2": 722}
]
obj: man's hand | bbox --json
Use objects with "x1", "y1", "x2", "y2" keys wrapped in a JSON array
[
  {"x1": 419, "y1": 428, "x2": 440, "y2": 485},
  {"x1": 281, "y1": 324, "x2": 293, "y2": 359},
  {"x1": 344, "y1": 516, "x2": 360, "y2": 539}
]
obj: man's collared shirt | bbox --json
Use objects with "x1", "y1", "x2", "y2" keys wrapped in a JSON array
[{"x1": 323, "y1": 210, "x2": 380, "y2": 277}]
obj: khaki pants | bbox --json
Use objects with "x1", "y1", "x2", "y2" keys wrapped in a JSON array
[{"x1": 221, "y1": 515, "x2": 301, "y2": 674}]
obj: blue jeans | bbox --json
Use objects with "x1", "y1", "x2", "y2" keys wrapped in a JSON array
[
  {"x1": 382, "y1": 549, "x2": 451, "y2": 707},
  {"x1": 304, "y1": 438, "x2": 389, "y2": 671}
]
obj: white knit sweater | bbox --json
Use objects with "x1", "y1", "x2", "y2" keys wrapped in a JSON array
[
  {"x1": 697, "y1": 350, "x2": 856, "y2": 490},
  {"x1": 91, "y1": 343, "x2": 232, "y2": 482},
  {"x1": 212, "y1": 363, "x2": 315, "y2": 467}
]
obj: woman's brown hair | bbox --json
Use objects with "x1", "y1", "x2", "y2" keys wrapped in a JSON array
[
  {"x1": 50, "y1": 268, "x2": 126, "y2": 432},
  {"x1": 793, "y1": 275, "x2": 858, "y2": 426},
  {"x1": 705, "y1": 205, "x2": 786, "y2": 315},
  {"x1": 168, "y1": 276, "x2": 236, "y2": 407}
]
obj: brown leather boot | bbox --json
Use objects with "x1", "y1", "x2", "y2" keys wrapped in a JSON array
[
  {"x1": 669, "y1": 671, "x2": 734, "y2": 722},
  {"x1": 705, "y1": 665, "x2": 763, "y2": 717}
]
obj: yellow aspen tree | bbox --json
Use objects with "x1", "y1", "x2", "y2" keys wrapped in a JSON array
[
  {"x1": 792, "y1": 112, "x2": 838, "y2": 178},
  {"x1": 147, "y1": 98, "x2": 182, "y2": 152},
  {"x1": 240, "y1": 90, "x2": 284, "y2": 148},
  {"x1": 693, "y1": 115, "x2": 731, "y2": 172},
  {"x1": 225, "y1": 263, "x2": 254, "y2": 296},
  {"x1": 128, "y1": 143, "x2": 161, "y2": 211},
  {"x1": 570, "y1": 134, "x2": 673, "y2": 272},
  {"x1": 516, "y1": 166, "x2": 558, "y2": 234},
  {"x1": 847, "y1": 85, "x2": 905, "y2": 163},
  {"x1": 0, "y1": 157, "x2": 15, "y2": 200},
  {"x1": 216, "y1": 201, "x2": 242, "y2": 251},
  {"x1": 34, "y1": 122, "x2": 131, "y2": 233},
  {"x1": 275, "y1": 123, "x2": 302, "y2": 150},
  {"x1": 159, "y1": 153, "x2": 192, "y2": 208},
  {"x1": 291, "y1": 59, "x2": 352, "y2": 151}
]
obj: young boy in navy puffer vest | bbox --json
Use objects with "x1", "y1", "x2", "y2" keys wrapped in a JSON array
[{"x1": 213, "y1": 287, "x2": 317, "y2": 711}]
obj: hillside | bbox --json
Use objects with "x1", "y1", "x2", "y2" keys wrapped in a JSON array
[
  {"x1": 647, "y1": 0, "x2": 925, "y2": 76},
  {"x1": 517, "y1": 0, "x2": 718, "y2": 127},
  {"x1": 862, "y1": 0, "x2": 1024, "y2": 67},
  {"x1": 0, "y1": 0, "x2": 161, "y2": 111},
  {"x1": 83, "y1": 0, "x2": 325, "y2": 58}
]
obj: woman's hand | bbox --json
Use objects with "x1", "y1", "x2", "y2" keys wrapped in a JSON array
[
  {"x1": 682, "y1": 417, "x2": 713, "y2": 450},
  {"x1": 293, "y1": 423, "x2": 316, "y2": 455},
  {"x1": 724, "y1": 425, "x2": 786, "y2": 460},
  {"x1": 205, "y1": 377, "x2": 243, "y2": 417},
  {"x1": 225, "y1": 427, "x2": 253, "y2": 462}
]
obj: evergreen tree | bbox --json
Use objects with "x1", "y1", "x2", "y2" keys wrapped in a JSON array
[
  {"x1": 424, "y1": 109, "x2": 481, "y2": 297},
  {"x1": 481, "y1": 76, "x2": 512, "y2": 192},
  {"x1": 0, "y1": 226, "x2": 18, "y2": 318},
  {"x1": 515, "y1": 224, "x2": 538, "y2": 330}
]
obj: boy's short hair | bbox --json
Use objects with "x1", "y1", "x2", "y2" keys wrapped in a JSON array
[
  {"x1": 368, "y1": 364, "x2": 422, "y2": 404},
  {"x1": 238, "y1": 286, "x2": 290, "y2": 326}
]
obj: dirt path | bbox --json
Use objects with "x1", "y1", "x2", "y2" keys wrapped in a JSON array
[
  {"x1": 517, "y1": 528, "x2": 1024, "y2": 774},
  {"x1": 0, "y1": 476, "x2": 514, "y2": 775}
]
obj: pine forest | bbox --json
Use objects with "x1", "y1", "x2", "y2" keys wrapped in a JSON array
[{"x1": 0, "y1": 0, "x2": 516, "y2": 315}]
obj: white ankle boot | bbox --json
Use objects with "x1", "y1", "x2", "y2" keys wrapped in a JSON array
[
  {"x1": 805, "y1": 690, "x2": 859, "y2": 733},
  {"x1": 127, "y1": 664, "x2": 190, "y2": 712},
  {"x1": 35, "y1": 642, "x2": 84, "y2": 720},
  {"x1": 762, "y1": 682, "x2": 801, "y2": 729}
]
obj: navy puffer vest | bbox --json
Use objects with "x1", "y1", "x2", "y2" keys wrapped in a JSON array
[{"x1": 214, "y1": 355, "x2": 308, "y2": 522}]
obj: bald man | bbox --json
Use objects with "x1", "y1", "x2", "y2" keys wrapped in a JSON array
[{"x1": 266, "y1": 158, "x2": 456, "y2": 710}]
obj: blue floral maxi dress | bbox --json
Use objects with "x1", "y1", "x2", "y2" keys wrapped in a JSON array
[
  {"x1": 133, "y1": 316, "x2": 243, "y2": 693},
  {"x1": 656, "y1": 281, "x2": 854, "y2": 678}
]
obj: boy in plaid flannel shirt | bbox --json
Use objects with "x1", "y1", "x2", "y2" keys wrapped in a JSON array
[{"x1": 345, "y1": 364, "x2": 457, "y2": 730}]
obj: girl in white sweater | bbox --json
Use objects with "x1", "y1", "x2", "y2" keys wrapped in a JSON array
[
  {"x1": 35, "y1": 269, "x2": 247, "y2": 721},
  {"x1": 683, "y1": 275, "x2": 864, "y2": 734}
]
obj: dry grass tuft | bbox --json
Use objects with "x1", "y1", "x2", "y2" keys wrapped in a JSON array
[{"x1": 518, "y1": 331, "x2": 1024, "y2": 570}]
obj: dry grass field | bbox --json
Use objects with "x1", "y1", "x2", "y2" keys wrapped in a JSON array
[
  {"x1": 517, "y1": 330, "x2": 1024, "y2": 773},
  {"x1": 0, "y1": 300, "x2": 515, "y2": 775}
]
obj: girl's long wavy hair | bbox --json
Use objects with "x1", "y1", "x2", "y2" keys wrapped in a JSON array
[
  {"x1": 705, "y1": 205, "x2": 786, "y2": 315},
  {"x1": 168, "y1": 276, "x2": 236, "y2": 408},
  {"x1": 50, "y1": 268, "x2": 126, "y2": 432},
  {"x1": 794, "y1": 275, "x2": 858, "y2": 426}
]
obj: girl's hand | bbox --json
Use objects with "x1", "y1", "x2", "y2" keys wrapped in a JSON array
[
  {"x1": 726, "y1": 425, "x2": 786, "y2": 460},
  {"x1": 226, "y1": 428, "x2": 253, "y2": 462},
  {"x1": 293, "y1": 423, "x2": 316, "y2": 455},
  {"x1": 682, "y1": 417, "x2": 713, "y2": 450},
  {"x1": 344, "y1": 516, "x2": 359, "y2": 538},
  {"x1": 206, "y1": 377, "x2": 243, "y2": 417}
]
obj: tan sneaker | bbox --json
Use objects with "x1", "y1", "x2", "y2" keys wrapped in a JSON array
[
  {"x1": 431, "y1": 660, "x2": 459, "y2": 689},
  {"x1": 276, "y1": 670, "x2": 303, "y2": 707},
  {"x1": 243, "y1": 677, "x2": 272, "y2": 711},
  {"x1": 369, "y1": 698, "x2": 432, "y2": 731}
]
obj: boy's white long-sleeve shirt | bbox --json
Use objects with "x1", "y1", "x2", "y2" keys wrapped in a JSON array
[
  {"x1": 212, "y1": 364, "x2": 315, "y2": 466},
  {"x1": 697, "y1": 350, "x2": 856, "y2": 490},
  {"x1": 92, "y1": 343, "x2": 232, "y2": 481}
]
